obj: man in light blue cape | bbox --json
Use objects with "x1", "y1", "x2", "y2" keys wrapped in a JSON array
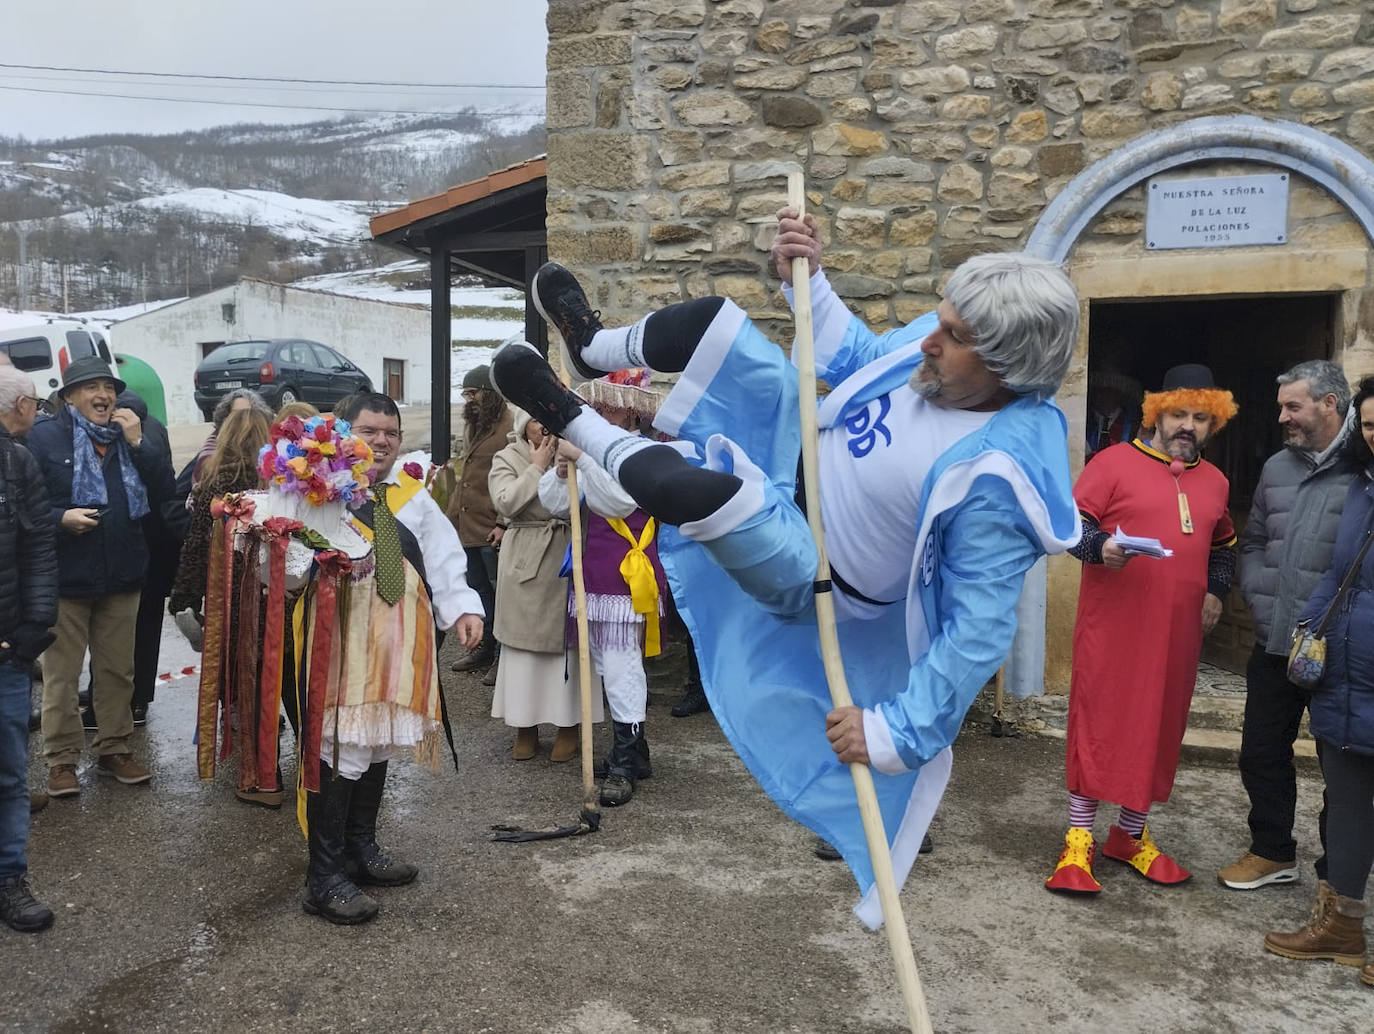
[{"x1": 492, "y1": 209, "x2": 1081, "y2": 928}]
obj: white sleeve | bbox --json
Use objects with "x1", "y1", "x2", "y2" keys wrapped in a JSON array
[
  {"x1": 781, "y1": 268, "x2": 852, "y2": 373},
  {"x1": 537, "y1": 466, "x2": 572, "y2": 518},
  {"x1": 395, "y1": 491, "x2": 484, "y2": 629},
  {"x1": 575, "y1": 453, "x2": 637, "y2": 519}
]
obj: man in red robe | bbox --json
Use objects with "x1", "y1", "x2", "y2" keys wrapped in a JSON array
[{"x1": 1047, "y1": 364, "x2": 1239, "y2": 894}]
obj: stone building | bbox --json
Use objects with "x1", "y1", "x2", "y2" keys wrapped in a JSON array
[{"x1": 542, "y1": 0, "x2": 1374, "y2": 690}]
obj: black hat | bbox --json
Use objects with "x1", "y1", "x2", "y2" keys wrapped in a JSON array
[
  {"x1": 462, "y1": 365, "x2": 492, "y2": 391},
  {"x1": 61, "y1": 356, "x2": 125, "y2": 395},
  {"x1": 1160, "y1": 363, "x2": 1215, "y2": 391}
]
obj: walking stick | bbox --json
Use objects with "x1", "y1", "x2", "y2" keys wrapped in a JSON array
[
  {"x1": 490, "y1": 342, "x2": 601, "y2": 842},
  {"x1": 787, "y1": 171, "x2": 933, "y2": 1034}
]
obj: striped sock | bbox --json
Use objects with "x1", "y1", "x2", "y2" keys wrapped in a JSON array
[
  {"x1": 1068, "y1": 792, "x2": 1098, "y2": 830},
  {"x1": 1117, "y1": 805, "x2": 1149, "y2": 838},
  {"x1": 563, "y1": 409, "x2": 655, "y2": 479},
  {"x1": 581, "y1": 318, "x2": 649, "y2": 372}
]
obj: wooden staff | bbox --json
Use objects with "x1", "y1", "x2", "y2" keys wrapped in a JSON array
[
  {"x1": 787, "y1": 171, "x2": 933, "y2": 1034},
  {"x1": 549, "y1": 345, "x2": 600, "y2": 815}
]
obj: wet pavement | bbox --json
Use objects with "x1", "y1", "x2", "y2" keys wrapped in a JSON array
[{"x1": 4, "y1": 622, "x2": 1368, "y2": 1034}]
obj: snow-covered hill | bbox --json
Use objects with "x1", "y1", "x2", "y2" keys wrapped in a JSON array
[{"x1": 0, "y1": 110, "x2": 545, "y2": 313}]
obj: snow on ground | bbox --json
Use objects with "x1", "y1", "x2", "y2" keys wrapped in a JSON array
[{"x1": 49, "y1": 188, "x2": 373, "y2": 247}]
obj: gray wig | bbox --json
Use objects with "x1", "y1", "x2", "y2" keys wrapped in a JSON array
[
  {"x1": 0, "y1": 365, "x2": 37, "y2": 415},
  {"x1": 943, "y1": 252, "x2": 1079, "y2": 400},
  {"x1": 211, "y1": 387, "x2": 273, "y2": 429},
  {"x1": 1276, "y1": 359, "x2": 1351, "y2": 417}
]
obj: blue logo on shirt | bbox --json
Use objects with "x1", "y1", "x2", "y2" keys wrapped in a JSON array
[{"x1": 845, "y1": 394, "x2": 893, "y2": 458}]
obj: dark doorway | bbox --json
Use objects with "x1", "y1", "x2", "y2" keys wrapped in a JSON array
[{"x1": 1088, "y1": 292, "x2": 1339, "y2": 672}]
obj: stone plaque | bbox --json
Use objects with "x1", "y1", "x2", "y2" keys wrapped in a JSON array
[{"x1": 1145, "y1": 173, "x2": 1289, "y2": 250}]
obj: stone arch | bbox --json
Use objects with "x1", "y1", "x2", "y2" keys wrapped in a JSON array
[{"x1": 1026, "y1": 115, "x2": 1374, "y2": 264}]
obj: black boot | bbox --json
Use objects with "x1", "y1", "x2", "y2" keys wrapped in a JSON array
[
  {"x1": 0, "y1": 874, "x2": 54, "y2": 933},
  {"x1": 344, "y1": 761, "x2": 418, "y2": 887},
  {"x1": 600, "y1": 721, "x2": 652, "y2": 807},
  {"x1": 671, "y1": 682, "x2": 709, "y2": 718},
  {"x1": 490, "y1": 340, "x2": 587, "y2": 436},
  {"x1": 302, "y1": 762, "x2": 378, "y2": 925},
  {"x1": 531, "y1": 261, "x2": 605, "y2": 381}
]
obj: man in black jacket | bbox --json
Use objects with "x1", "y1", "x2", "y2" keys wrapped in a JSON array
[
  {"x1": 0, "y1": 365, "x2": 59, "y2": 932},
  {"x1": 84, "y1": 391, "x2": 178, "y2": 728},
  {"x1": 25, "y1": 358, "x2": 169, "y2": 797}
]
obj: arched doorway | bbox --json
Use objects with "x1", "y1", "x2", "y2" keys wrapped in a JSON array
[{"x1": 1023, "y1": 116, "x2": 1374, "y2": 687}]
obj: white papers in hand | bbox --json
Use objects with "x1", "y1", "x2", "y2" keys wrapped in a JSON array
[{"x1": 1113, "y1": 527, "x2": 1173, "y2": 558}]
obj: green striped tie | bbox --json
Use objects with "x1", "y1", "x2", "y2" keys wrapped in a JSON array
[{"x1": 373, "y1": 486, "x2": 405, "y2": 606}]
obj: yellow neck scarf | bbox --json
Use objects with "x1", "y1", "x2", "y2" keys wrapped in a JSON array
[{"x1": 607, "y1": 516, "x2": 661, "y2": 657}]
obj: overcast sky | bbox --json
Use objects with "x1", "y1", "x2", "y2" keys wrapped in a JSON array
[{"x1": 0, "y1": 0, "x2": 548, "y2": 141}]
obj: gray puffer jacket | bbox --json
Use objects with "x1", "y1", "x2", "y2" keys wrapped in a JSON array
[{"x1": 1240, "y1": 425, "x2": 1358, "y2": 655}]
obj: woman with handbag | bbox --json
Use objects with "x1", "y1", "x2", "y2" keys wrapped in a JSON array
[{"x1": 1265, "y1": 375, "x2": 1374, "y2": 988}]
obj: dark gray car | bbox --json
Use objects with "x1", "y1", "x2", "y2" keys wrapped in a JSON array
[{"x1": 192, "y1": 339, "x2": 372, "y2": 419}]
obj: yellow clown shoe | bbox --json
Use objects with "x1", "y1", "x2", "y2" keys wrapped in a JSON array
[
  {"x1": 1102, "y1": 824, "x2": 1191, "y2": 885},
  {"x1": 1045, "y1": 827, "x2": 1102, "y2": 895}
]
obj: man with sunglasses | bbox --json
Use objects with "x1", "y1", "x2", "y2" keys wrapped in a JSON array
[{"x1": 0, "y1": 364, "x2": 59, "y2": 933}]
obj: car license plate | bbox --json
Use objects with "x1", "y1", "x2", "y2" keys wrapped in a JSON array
[{"x1": 213, "y1": 381, "x2": 241, "y2": 390}]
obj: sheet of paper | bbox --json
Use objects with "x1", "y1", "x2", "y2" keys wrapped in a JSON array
[{"x1": 1113, "y1": 526, "x2": 1173, "y2": 558}]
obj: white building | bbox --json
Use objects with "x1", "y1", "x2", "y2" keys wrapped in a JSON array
[{"x1": 110, "y1": 279, "x2": 432, "y2": 425}]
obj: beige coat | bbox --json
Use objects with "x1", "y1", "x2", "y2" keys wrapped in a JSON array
[
  {"x1": 489, "y1": 435, "x2": 569, "y2": 653},
  {"x1": 448, "y1": 407, "x2": 514, "y2": 547}
]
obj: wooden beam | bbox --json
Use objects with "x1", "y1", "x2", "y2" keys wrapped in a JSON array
[{"x1": 430, "y1": 247, "x2": 452, "y2": 466}]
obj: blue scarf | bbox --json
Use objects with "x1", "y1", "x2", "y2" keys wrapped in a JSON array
[{"x1": 68, "y1": 405, "x2": 150, "y2": 520}]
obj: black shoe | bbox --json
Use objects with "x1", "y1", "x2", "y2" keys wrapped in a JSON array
[
  {"x1": 600, "y1": 772, "x2": 635, "y2": 807},
  {"x1": 920, "y1": 834, "x2": 933, "y2": 855},
  {"x1": 80, "y1": 707, "x2": 99, "y2": 732},
  {"x1": 531, "y1": 261, "x2": 605, "y2": 382},
  {"x1": 130, "y1": 704, "x2": 148, "y2": 727},
  {"x1": 346, "y1": 844, "x2": 419, "y2": 888},
  {"x1": 302, "y1": 872, "x2": 379, "y2": 925},
  {"x1": 0, "y1": 874, "x2": 55, "y2": 933},
  {"x1": 814, "y1": 837, "x2": 842, "y2": 862},
  {"x1": 28, "y1": 710, "x2": 40, "y2": 733},
  {"x1": 671, "y1": 685, "x2": 710, "y2": 718},
  {"x1": 490, "y1": 340, "x2": 587, "y2": 437}
]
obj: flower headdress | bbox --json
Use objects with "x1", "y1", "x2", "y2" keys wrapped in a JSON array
[{"x1": 257, "y1": 414, "x2": 374, "y2": 508}]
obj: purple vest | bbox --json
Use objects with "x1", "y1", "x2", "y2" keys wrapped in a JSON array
[{"x1": 582, "y1": 508, "x2": 666, "y2": 598}]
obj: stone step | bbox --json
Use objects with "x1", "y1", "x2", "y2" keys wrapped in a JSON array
[{"x1": 969, "y1": 662, "x2": 1318, "y2": 766}]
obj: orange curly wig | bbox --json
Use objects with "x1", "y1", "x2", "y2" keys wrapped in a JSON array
[{"x1": 1141, "y1": 387, "x2": 1238, "y2": 432}]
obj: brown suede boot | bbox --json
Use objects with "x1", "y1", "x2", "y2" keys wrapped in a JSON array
[
  {"x1": 511, "y1": 726, "x2": 540, "y2": 761},
  {"x1": 549, "y1": 726, "x2": 579, "y2": 763},
  {"x1": 1264, "y1": 888, "x2": 1366, "y2": 967}
]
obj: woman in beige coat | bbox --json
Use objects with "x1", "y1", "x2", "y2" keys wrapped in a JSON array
[{"x1": 488, "y1": 410, "x2": 604, "y2": 760}]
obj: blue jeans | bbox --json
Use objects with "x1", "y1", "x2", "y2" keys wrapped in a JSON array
[{"x1": 0, "y1": 661, "x2": 32, "y2": 879}]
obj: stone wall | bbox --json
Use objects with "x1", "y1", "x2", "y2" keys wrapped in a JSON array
[{"x1": 545, "y1": 0, "x2": 1374, "y2": 340}]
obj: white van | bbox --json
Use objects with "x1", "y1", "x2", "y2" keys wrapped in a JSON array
[{"x1": 0, "y1": 319, "x2": 117, "y2": 397}]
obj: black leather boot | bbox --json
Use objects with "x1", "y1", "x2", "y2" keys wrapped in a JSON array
[
  {"x1": 302, "y1": 761, "x2": 378, "y2": 925},
  {"x1": 600, "y1": 721, "x2": 652, "y2": 807},
  {"x1": 344, "y1": 761, "x2": 418, "y2": 887},
  {"x1": 0, "y1": 874, "x2": 54, "y2": 933}
]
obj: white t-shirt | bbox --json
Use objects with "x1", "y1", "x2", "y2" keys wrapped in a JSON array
[{"x1": 818, "y1": 386, "x2": 994, "y2": 604}]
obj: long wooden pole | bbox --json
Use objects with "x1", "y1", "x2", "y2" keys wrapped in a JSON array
[
  {"x1": 787, "y1": 171, "x2": 933, "y2": 1034},
  {"x1": 547, "y1": 345, "x2": 599, "y2": 813}
]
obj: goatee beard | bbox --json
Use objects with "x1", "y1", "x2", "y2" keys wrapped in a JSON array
[{"x1": 908, "y1": 367, "x2": 940, "y2": 399}]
